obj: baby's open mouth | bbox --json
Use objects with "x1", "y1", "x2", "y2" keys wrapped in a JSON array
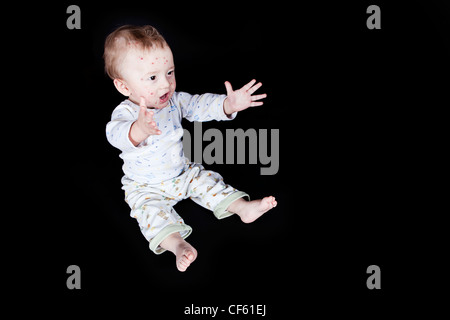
[{"x1": 159, "y1": 92, "x2": 170, "y2": 103}]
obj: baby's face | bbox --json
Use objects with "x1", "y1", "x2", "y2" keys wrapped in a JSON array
[{"x1": 118, "y1": 45, "x2": 176, "y2": 109}]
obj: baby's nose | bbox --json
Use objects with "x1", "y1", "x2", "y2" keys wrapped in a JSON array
[{"x1": 160, "y1": 77, "x2": 170, "y2": 88}]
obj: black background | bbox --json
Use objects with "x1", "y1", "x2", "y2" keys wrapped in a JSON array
[{"x1": 16, "y1": 0, "x2": 449, "y2": 317}]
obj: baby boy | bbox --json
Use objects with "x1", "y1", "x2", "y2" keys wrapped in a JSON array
[{"x1": 105, "y1": 25, "x2": 277, "y2": 271}]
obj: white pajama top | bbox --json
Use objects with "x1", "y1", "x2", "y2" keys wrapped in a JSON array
[{"x1": 106, "y1": 92, "x2": 236, "y2": 184}]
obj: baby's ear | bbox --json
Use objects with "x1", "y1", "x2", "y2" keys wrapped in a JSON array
[{"x1": 113, "y1": 78, "x2": 131, "y2": 97}]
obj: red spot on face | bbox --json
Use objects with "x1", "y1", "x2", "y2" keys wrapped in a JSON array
[{"x1": 140, "y1": 57, "x2": 143, "y2": 60}]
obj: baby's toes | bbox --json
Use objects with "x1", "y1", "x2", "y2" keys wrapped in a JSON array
[
  {"x1": 177, "y1": 257, "x2": 190, "y2": 272},
  {"x1": 185, "y1": 250, "x2": 196, "y2": 262},
  {"x1": 271, "y1": 197, "x2": 277, "y2": 207},
  {"x1": 264, "y1": 196, "x2": 276, "y2": 208}
]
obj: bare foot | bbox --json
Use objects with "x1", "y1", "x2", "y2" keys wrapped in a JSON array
[
  {"x1": 227, "y1": 196, "x2": 277, "y2": 223},
  {"x1": 159, "y1": 232, "x2": 198, "y2": 272},
  {"x1": 175, "y1": 241, "x2": 198, "y2": 272}
]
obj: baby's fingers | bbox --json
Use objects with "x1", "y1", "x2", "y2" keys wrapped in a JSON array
[
  {"x1": 139, "y1": 97, "x2": 149, "y2": 118},
  {"x1": 150, "y1": 123, "x2": 162, "y2": 135},
  {"x1": 251, "y1": 93, "x2": 267, "y2": 101},
  {"x1": 140, "y1": 96, "x2": 147, "y2": 108},
  {"x1": 145, "y1": 114, "x2": 161, "y2": 134},
  {"x1": 144, "y1": 119, "x2": 161, "y2": 135},
  {"x1": 145, "y1": 109, "x2": 154, "y2": 123},
  {"x1": 243, "y1": 79, "x2": 257, "y2": 91},
  {"x1": 139, "y1": 98, "x2": 154, "y2": 122},
  {"x1": 247, "y1": 82, "x2": 262, "y2": 95}
]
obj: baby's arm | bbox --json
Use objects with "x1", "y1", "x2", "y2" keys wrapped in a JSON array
[
  {"x1": 174, "y1": 79, "x2": 266, "y2": 123},
  {"x1": 173, "y1": 92, "x2": 230, "y2": 122},
  {"x1": 223, "y1": 79, "x2": 267, "y2": 116},
  {"x1": 128, "y1": 97, "x2": 161, "y2": 146},
  {"x1": 106, "y1": 97, "x2": 160, "y2": 151}
]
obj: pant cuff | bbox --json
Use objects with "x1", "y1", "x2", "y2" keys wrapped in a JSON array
[
  {"x1": 149, "y1": 223, "x2": 193, "y2": 255},
  {"x1": 213, "y1": 191, "x2": 250, "y2": 220}
]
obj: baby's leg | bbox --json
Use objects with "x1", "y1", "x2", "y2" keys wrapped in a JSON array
[
  {"x1": 160, "y1": 232, "x2": 197, "y2": 272},
  {"x1": 226, "y1": 196, "x2": 277, "y2": 223},
  {"x1": 185, "y1": 165, "x2": 276, "y2": 223}
]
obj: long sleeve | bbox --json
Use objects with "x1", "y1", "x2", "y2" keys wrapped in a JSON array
[
  {"x1": 171, "y1": 92, "x2": 237, "y2": 122},
  {"x1": 105, "y1": 94, "x2": 237, "y2": 185},
  {"x1": 105, "y1": 101, "x2": 141, "y2": 153}
]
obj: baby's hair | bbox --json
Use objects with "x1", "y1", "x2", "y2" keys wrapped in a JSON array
[{"x1": 103, "y1": 25, "x2": 167, "y2": 79}]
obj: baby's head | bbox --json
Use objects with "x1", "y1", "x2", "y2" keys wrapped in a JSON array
[{"x1": 104, "y1": 25, "x2": 176, "y2": 109}]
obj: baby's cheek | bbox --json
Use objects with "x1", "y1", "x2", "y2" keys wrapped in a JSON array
[
  {"x1": 146, "y1": 90, "x2": 156, "y2": 100},
  {"x1": 141, "y1": 90, "x2": 158, "y2": 107},
  {"x1": 148, "y1": 92, "x2": 159, "y2": 105}
]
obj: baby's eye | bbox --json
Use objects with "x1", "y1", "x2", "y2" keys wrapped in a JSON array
[
  {"x1": 148, "y1": 75, "x2": 156, "y2": 81},
  {"x1": 168, "y1": 70, "x2": 174, "y2": 76}
]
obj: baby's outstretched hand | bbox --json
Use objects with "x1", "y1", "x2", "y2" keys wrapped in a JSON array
[
  {"x1": 129, "y1": 97, "x2": 162, "y2": 146},
  {"x1": 223, "y1": 79, "x2": 267, "y2": 116}
]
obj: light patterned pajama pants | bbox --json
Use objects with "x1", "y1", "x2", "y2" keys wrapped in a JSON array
[{"x1": 121, "y1": 162, "x2": 249, "y2": 254}]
